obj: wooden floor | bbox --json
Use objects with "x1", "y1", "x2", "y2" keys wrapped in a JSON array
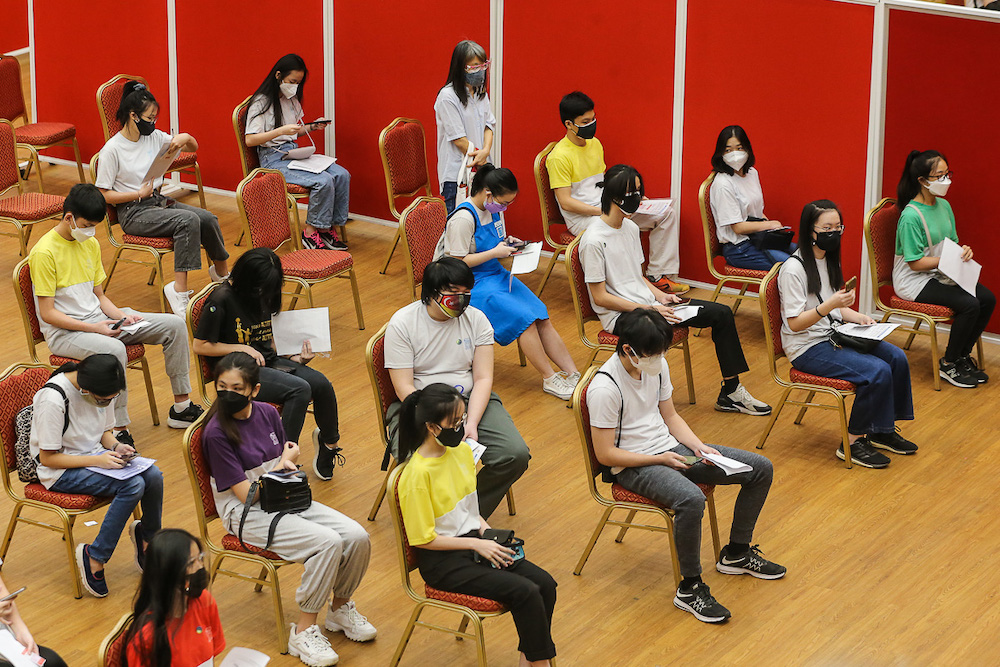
[{"x1": 5, "y1": 58, "x2": 1000, "y2": 666}]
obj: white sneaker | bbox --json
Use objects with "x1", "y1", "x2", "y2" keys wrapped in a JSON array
[
  {"x1": 163, "y1": 281, "x2": 192, "y2": 319},
  {"x1": 715, "y1": 383, "x2": 772, "y2": 416},
  {"x1": 325, "y1": 600, "x2": 377, "y2": 642},
  {"x1": 560, "y1": 371, "x2": 582, "y2": 389},
  {"x1": 542, "y1": 373, "x2": 574, "y2": 400},
  {"x1": 208, "y1": 265, "x2": 229, "y2": 283},
  {"x1": 288, "y1": 624, "x2": 339, "y2": 666}
]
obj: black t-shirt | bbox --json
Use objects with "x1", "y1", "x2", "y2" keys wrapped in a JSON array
[{"x1": 195, "y1": 283, "x2": 277, "y2": 370}]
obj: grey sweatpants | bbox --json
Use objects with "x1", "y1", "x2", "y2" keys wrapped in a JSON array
[
  {"x1": 44, "y1": 308, "x2": 192, "y2": 427},
  {"x1": 226, "y1": 501, "x2": 370, "y2": 614},
  {"x1": 120, "y1": 197, "x2": 229, "y2": 272}
]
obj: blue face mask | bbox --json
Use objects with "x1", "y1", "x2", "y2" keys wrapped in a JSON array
[{"x1": 465, "y1": 69, "x2": 486, "y2": 88}]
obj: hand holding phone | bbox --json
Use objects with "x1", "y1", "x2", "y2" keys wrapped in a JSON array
[
  {"x1": 844, "y1": 276, "x2": 857, "y2": 292},
  {"x1": 682, "y1": 455, "x2": 704, "y2": 466},
  {"x1": 0, "y1": 586, "x2": 26, "y2": 602},
  {"x1": 110, "y1": 318, "x2": 126, "y2": 331}
]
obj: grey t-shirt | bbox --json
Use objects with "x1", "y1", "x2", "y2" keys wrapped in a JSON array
[
  {"x1": 777, "y1": 252, "x2": 842, "y2": 362},
  {"x1": 433, "y1": 86, "x2": 495, "y2": 190}
]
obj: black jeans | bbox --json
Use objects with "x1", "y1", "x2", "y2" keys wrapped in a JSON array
[
  {"x1": 916, "y1": 279, "x2": 996, "y2": 362},
  {"x1": 256, "y1": 362, "x2": 340, "y2": 444},
  {"x1": 0, "y1": 646, "x2": 67, "y2": 667}
]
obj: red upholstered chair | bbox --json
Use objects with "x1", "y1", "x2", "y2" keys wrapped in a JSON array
[
  {"x1": 185, "y1": 282, "x2": 220, "y2": 407},
  {"x1": 571, "y1": 369, "x2": 721, "y2": 586},
  {"x1": 378, "y1": 117, "x2": 432, "y2": 274},
  {"x1": 183, "y1": 416, "x2": 292, "y2": 654},
  {"x1": 98, "y1": 613, "x2": 132, "y2": 666},
  {"x1": 0, "y1": 363, "x2": 138, "y2": 598},
  {"x1": 96, "y1": 74, "x2": 206, "y2": 209},
  {"x1": 386, "y1": 464, "x2": 507, "y2": 667},
  {"x1": 864, "y1": 197, "x2": 984, "y2": 391},
  {"x1": 237, "y1": 168, "x2": 364, "y2": 329},
  {"x1": 756, "y1": 264, "x2": 856, "y2": 467},
  {"x1": 398, "y1": 196, "x2": 447, "y2": 301},
  {"x1": 232, "y1": 95, "x2": 310, "y2": 246},
  {"x1": 13, "y1": 257, "x2": 160, "y2": 425},
  {"x1": 534, "y1": 141, "x2": 575, "y2": 296},
  {"x1": 564, "y1": 236, "x2": 696, "y2": 403},
  {"x1": 0, "y1": 119, "x2": 64, "y2": 256},
  {"x1": 0, "y1": 55, "x2": 85, "y2": 191}
]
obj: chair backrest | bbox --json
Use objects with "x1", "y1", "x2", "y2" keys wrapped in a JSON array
[
  {"x1": 183, "y1": 415, "x2": 220, "y2": 526},
  {"x1": 565, "y1": 235, "x2": 603, "y2": 342},
  {"x1": 0, "y1": 56, "x2": 27, "y2": 124},
  {"x1": 0, "y1": 118, "x2": 23, "y2": 195},
  {"x1": 571, "y1": 367, "x2": 604, "y2": 486},
  {"x1": 387, "y1": 464, "x2": 420, "y2": 596},
  {"x1": 758, "y1": 264, "x2": 787, "y2": 370},
  {"x1": 0, "y1": 363, "x2": 50, "y2": 480},
  {"x1": 237, "y1": 168, "x2": 293, "y2": 251},
  {"x1": 186, "y1": 282, "x2": 219, "y2": 398},
  {"x1": 698, "y1": 172, "x2": 724, "y2": 265},
  {"x1": 534, "y1": 142, "x2": 569, "y2": 248},
  {"x1": 98, "y1": 613, "x2": 133, "y2": 667},
  {"x1": 97, "y1": 75, "x2": 148, "y2": 141},
  {"x1": 378, "y1": 117, "x2": 432, "y2": 220},
  {"x1": 233, "y1": 95, "x2": 260, "y2": 177},
  {"x1": 366, "y1": 324, "x2": 396, "y2": 452},
  {"x1": 13, "y1": 258, "x2": 43, "y2": 361},
  {"x1": 864, "y1": 198, "x2": 900, "y2": 306},
  {"x1": 88, "y1": 154, "x2": 120, "y2": 230},
  {"x1": 399, "y1": 196, "x2": 448, "y2": 300}
]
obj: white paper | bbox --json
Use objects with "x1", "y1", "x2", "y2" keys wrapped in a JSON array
[
  {"x1": 0, "y1": 631, "x2": 45, "y2": 667},
  {"x1": 510, "y1": 242, "x2": 542, "y2": 275},
  {"x1": 701, "y1": 452, "x2": 752, "y2": 476},
  {"x1": 141, "y1": 138, "x2": 178, "y2": 185},
  {"x1": 83, "y1": 520, "x2": 98, "y2": 526},
  {"x1": 271, "y1": 307, "x2": 332, "y2": 357},
  {"x1": 465, "y1": 438, "x2": 486, "y2": 464},
  {"x1": 938, "y1": 238, "x2": 982, "y2": 296},
  {"x1": 836, "y1": 322, "x2": 899, "y2": 341},
  {"x1": 218, "y1": 647, "x2": 271, "y2": 667},
  {"x1": 671, "y1": 305, "x2": 702, "y2": 323},
  {"x1": 85, "y1": 456, "x2": 156, "y2": 480},
  {"x1": 287, "y1": 154, "x2": 337, "y2": 174},
  {"x1": 119, "y1": 320, "x2": 152, "y2": 335},
  {"x1": 635, "y1": 198, "x2": 673, "y2": 217}
]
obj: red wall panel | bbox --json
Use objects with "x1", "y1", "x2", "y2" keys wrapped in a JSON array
[
  {"x1": 333, "y1": 0, "x2": 489, "y2": 221},
  {"x1": 883, "y1": 10, "x2": 1000, "y2": 333},
  {"x1": 175, "y1": 0, "x2": 325, "y2": 191},
  {"x1": 501, "y1": 1, "x2": 676, "y2": 242},
  {"x1": 0, "y1": 0, "x2": 29, "y2": 54},
  {"x1": 32, "y1": 0, "x2": 170, "y2": 163},
  {"x1": 682, "y1": 0, "x2": 873, "y2": 285}
]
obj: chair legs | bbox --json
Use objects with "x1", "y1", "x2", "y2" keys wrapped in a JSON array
[
  {"x1": 381, "y1": 228, "x2": 402, "y2": 274},
  {"x1": 757, "y1": 384, "x2": 854, "y2": 469},
  {"x1": 71, "y1": 137, "x2": 85, "y2": 183},
  {"x1": 517, "y1": 342, "x2": 526, "y2": 367},
  {"x1": 535, "y1": 248, "x2": 564, "y2": 297},
  {"x1": 731, "y1": 283, "x2": 750, "y2": 315},
  {"x1": 345, "y1": 269, "x2": 366, "y2": 330},
  {"x1": 756, "y1": 385, "x2": 792, "y2": 450},
  {"x1": 192, "y1": 163, "x2": 207, "y2": 210},
  {"x1": 133, "y1": 356, "x2": 161, "y2": 426},
  {"x1": 103, "y1": 246, "x2": 169, "y2": 314},
  {"x1": 574, "y1": 505, "x2": 614, "y2": 575},
  {"x1": 505, "y1": 488, "x2": 516, "y2": 516},
  {"x1": 389, "y1": 604, "x2": 423, "y2": 666},
  {"x1": 212, "y1": 553, "x2": 288, "y2": 654},
  {"x1": 680, "y1": 339, "x2": 696, "y2": 405},
  {"x1": 368, "y1": 459, "x2": 397, "y2": 521}
]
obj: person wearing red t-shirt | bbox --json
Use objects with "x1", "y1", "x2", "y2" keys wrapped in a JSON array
[{"x1": 124, "y1": 529, "x2": 225, "y2": 667}]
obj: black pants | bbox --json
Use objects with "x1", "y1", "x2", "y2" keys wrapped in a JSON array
[
  {"x1": 256, "y1": 362, "x2": 340, "y2": 444},
  {"x1": 417, "y1": 538, "x2": 557, "y2": 662},
  {"x1": 916, "y1": 280, "x2": 996, "y2": 362},
  {"x1": 0, "y1": 646, "x2": 66, "y2": 667}
]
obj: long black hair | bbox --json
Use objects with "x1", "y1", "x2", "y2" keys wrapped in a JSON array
[
  {"x1": 469, "y1": 164, "x2": 517, "y2": 198},
  {"x1": 249, "y1": 53, "x2": 308, "y2": 129},
  {"x1": 797, "y1": 199, "x2": 845, "y2": 299},
  {"x1": 397, "y1": 383, "x2": 465, "y2": 462},
  {"x1": 52, "y1": 354, "x2": 125, "y2": 397},
  {"x1": 896, "y1": 149, "x2": 947, "y2": 210},
  {"x1": 116, "y1": 80, "x2": 158, "y2": 128},
  {"x1": 121, "y1": 529, "x2": 202, "y2": 667},
  {"x1": 205, "y1": 352, "x2": 260, "y2": 447},
  {"x1": 228, "y1": 247, "x2": 283, "y2": 319},
  {"x1": 710, "y1": 125, "x2": 755, "y2": 176},
  {"x1": 443, "y1": 40, "x2": 487, "y2": 106},
  {"x1": 600, "y1": 164, "x2": 645, "y2": 215}
]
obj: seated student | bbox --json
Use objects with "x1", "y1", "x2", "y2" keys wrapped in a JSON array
[
  {"x1": 893, "y1": 150, "x2": 994, "y2": 388},
  {"x1": 124, "y1": 529, "x2": 223, "y2": 667},
  {"x1": 546, "y1": 91, "x2": 687, "y2": 294},
  {"x1": 193, "y1": 248, "x2": 344, "y2": 481},
  {"x1": 28, "y1": 355, "x2": 162, "y2": 598},
  {"x1": 246, "y1": 53, "x2": 349, "y2": 250},
  {"x1": 397, "y1": 384, "x2": 556, "y2": 666},
  {"x1": 0, "y1": 572, "x2": 67, "y2": 667},
  {"x1": 709, "y1": 125, "x2": 795, "y2": 270},
  {"x1": 780, "y1": 200, "x2": 917, "y2": 469},
  {"x1": 384, "y1": 257, "x2": 530, "y2": 518},
  {"x1": 587, "y1": 308, "x2": 784, "y2": 624},
  {"x1": 95, "y1": 80, "x2": 230, "y2": 317},
  {"x1": 203, "y1": 352, "x2": 375, "y2": 667},
  {"x1": 28, "y1": 184, "x2": 204, "y2": 445},
  {"x1": 435, "y1": 164, "x2": 580, "y2": 399},
  {"x1": 579, "y1": 164, "x2": 772, "y2": 416}
]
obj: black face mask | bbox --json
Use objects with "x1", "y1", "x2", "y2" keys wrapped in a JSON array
[
  {"x1": 134, "y1": 115, "x2": 156, "y2": 137},
  {"x1": 435, "y1": 424, "x2": 464, "y2": 448},
  {"x1": 814, "y1": 230, "x2": 842, "y2": 252},
  {"x1": 186, "y1": 568, "x2": 208, "y2": 599},
  {"x1": 616, "y1": 192, "x2": 642, "y2": 215},
  {"x1": 216, "y1": 390, "x2": 251, "y2": 415},
  {"x1": 574, "y1": 119, "x2": 597, "y2": 141}
]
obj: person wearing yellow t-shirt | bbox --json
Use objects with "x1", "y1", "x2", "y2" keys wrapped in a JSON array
[
  {"x1": 546, "y1": 91, "x2": 688, "y2": 294},
  {"x1": 27, "y1": 184, "x2": 203, "y2": 448}
]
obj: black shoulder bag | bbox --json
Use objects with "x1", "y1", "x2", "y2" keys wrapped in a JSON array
[
  {"x1": 746, "y1": 216, "x2": 794, "y2": 252},
  {"x1": 788, "y1": 255, "x2": 879, "y2": 354},
  {"x1": 238, "y1": 469, "x2": 312, "y2": 551}
]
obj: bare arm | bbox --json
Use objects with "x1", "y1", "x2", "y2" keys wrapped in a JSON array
[
  {"x1": 418, "y1": 530, "x2": 515, "y2": 568},
  {"x1": 192, "y1": 338, "x2": 266, "y2": 366},
  {"x1": 907, "y1": 256, "x2": 940, "y2": 272},
  {"x1": 388, "y1": 367, "x2": 417, "y2": 403},
  {"x1": 246, "y1": 123, "x2": 304, "y2": 148},
  {"x1": 786, "y1": 289, "x2": 856, "y2": 332},
  {"x1": 658, "y1": 398, "x2": 713, "y2": 454},
  {"x1": 39, "y1": 439, "x2": 123, "y2": 470},
  {"x1": 451, "y1": 137, "x2": 471, "y2": 154},
  {"x1": 554, "y1": 186, "x2": 602, "y2": 217},
  {"x1": 730, "y1": 220, "x2": 784, "y2": 235},
  {"x1": 465, "y1": 345, "x2": 494, "y2": 440},
  {"x1": 37, "y1": 296, "x2": 110, "y2": 334},
  {"x1": 454, "y1": 242, "x2": 514, "y2": 268}
]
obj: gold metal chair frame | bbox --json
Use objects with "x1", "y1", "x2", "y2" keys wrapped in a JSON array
[
  {"x1": 533, "y1": 141, "x2": 568, "y2": 297},
  {"x1": 570, "y1": 367, "x2": 721, "y2": 587},
  {"x1": 378, "y1": 117, "x2": 432, "y2": 275},
  {"x1": 185, "y1": 282, "x2": 220, "y2": 408},
  {"x1": 863, "y1": 197, "x2": 985, "y2": 392},
  {"x1": 97, "y1": 612, "x2": 133, "y2": 666},
  {"x1": 0, "y1": 120, "x2": 64, "y2": 256},
  {"x1": 398, "y1": 196, "x2": 445, "y2": 301}
]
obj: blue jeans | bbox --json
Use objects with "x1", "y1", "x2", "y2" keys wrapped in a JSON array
[
  {"x1": 792, "y1": 340, "x2": 913, "y2": 436},
  {"x1": 50, "y1": 465, "x2": 163, "y2": 563},
  {"x1": 259, "y1": 145, "x2": 351, "y2": 228},
  {"x1": 442, "y1": 181, "x2": 457, "y2": 214},
  {"x1": 722, "y1": 240, "x2": 796, "y2": 271}
]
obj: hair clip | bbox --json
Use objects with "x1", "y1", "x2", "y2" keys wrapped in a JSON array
[
  {"x1": 596, "y1": 181, "x2": 605, "y2": 189},
  {"x1": 133, "y1": 82, "x2": 147, "y2": 91}
]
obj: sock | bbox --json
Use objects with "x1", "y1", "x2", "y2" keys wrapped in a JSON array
[
  {"x1": 679, "y1": 575, "x2": 703, "y2": 591},
  {"x1": 721, "y1": 377, "x2": 740, "y2": 394},
  {"x1": 726, "y1": 542, "x2": 750, "y2": 557},
  {"x1": 173, "y1": 399, "x2": 191, "y2": 411}
]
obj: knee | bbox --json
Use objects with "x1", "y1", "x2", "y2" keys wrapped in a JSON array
[
  {"x1": 118, "y1": 477, "x2": 145, "y2": 500},
  {"x1": 198, "y1": 209, "x2": 220, "y2": 229},
  {"x1": 980, "y1": 288, "x2": 996, "y2": 311},
  {"x1": 751, "y1": 455, "x2": 774, "y2": 485},
  {"x1": 674, "y1": 489, "x2": 706, "y2": 517},
  {"x1": 143, "y1": 466, "x2": 164, "y2": 490},
  {"x1": 286, "y1": 379, "x2": 312, "y2": 403},
  {"x1": 342, "y1": 524, "x2": 371, "y2": 554},
  {"x1": 705, "y1": 302, "x2": 735, "y2": 327},
  {"x1": 176, "y1": 211, "x2": 201, "y2": 232}
]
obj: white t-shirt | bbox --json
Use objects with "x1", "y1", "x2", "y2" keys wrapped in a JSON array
[
  {"x1": 710, "y1": 168, "x2": 766, "y2": 245},
  {"x1": 384, "y1": 301, "x2": 494, "y2": 397},
  {"x1": 579, "y1": 217, "x2": 655, "y2": 332},
  {"x1": 28, "y1": 373, "x2": 116, "y2": 489},
  {"x1": 245, "y1": 94, "x2": 304, "y2": 148},
  {"x1": 587, "y1": 354, "x2": 678, "y2": 475},
  {"x1": 434, "y1": 86, "x2": 496, "y2": 190},
  {"x1": 94, "y1": 129, "x2": 172, "y2": 193},
  {"x1": 777, "y1": 252, "x2": 843, "y2": 362}
]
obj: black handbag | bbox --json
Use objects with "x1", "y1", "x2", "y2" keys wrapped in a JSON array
[
  {"x1": 238, "y1": 469, "x2": 312, "y2": 551},
  {"x1": 746, "y1": 217, "x2": 794, "y2": 251},
  {"x1": 828, "y1": 315, "x2": 880, "y2": 354}
]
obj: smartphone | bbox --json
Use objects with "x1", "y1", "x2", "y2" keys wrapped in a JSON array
[
  {"x1": 674, "y1": 298, "x2": 691, "y2": 306},
  {"x1": 0, "y1": 586, "x2": 26, "y2": 602},
  {"x1": 310, "y1": 117, "x2": 332, "y2": 125},
  {"x1": 682, "y1": 455, "x2": 704, "y2": 466},
  {"x1": 110, "y1": 317, "x2": 126, "y2": 331},
  {"x1": 844, "y1": 276, "x2": 857, "y2": 292}
]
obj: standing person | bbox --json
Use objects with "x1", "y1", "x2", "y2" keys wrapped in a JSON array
[
  {"x1": 547, "y1": 91, "x2": 687, "y2": 293},
  {"x1": 245, "y1": 53, "x2": 349, "y2": 251},
  {"x1": 893, "y1": 150, "x2": 994, "y2": 388},
  {"x1": 123, "y1": 529, "x2": 224, "y2": 667},
  {"x1": 709, "y1": 125, "x2": 795, "y2": 270},
  {"x1": 0, "y1": 572, "x2": 67, "y2": 667},
  {"x1": 435, "y1": 164, "x2": 579, "y2": 399},
  {"x1": 203, "y1": 352, "x2": 376, "y2": 667},
  {"x1": 435, "y1": 40, "x2": 495, "y2": 213},
  {"x1": 587, "y1": 308, "x2": 784, "y2": 624},
  {"x1": 397, "y1": 384, "x2": 556, "y2": 666},
  {"x1": 193, "y1": 248, "x2": 344, "y2": 481},
  {"x1": 28, "y1": 355, "x2": 163, "y2": 598},
  {"x1": 780, "y1": 200, "x2": 917, "y2": 468},
  {"x1": 94, "y1": 80, "x2": 230, "y2": 318}
]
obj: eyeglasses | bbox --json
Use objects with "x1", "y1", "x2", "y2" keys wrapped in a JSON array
[
  {"x1": 927, "y1": 171, "x2": 954, "y2": 181},
  {"x1": 188, "y1": 552, "x2": 206, "y2": 567},
  {"x1": 816, "y1": 224, "x2": 845, "y2": 233},
  {"x1": 81, "y1": 390, "x2": 120, "y2": 407},
  {"x1": 439, "y1": 413, "x2": 468, "y2": 430},
  {"x1": 464, "y1": 60, "x2": 491, "y2": 73}
]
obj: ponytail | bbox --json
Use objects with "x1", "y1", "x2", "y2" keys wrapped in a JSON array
[
  {"x1": 897, "y1": 149, "x2": 946, "y2": 209},
  {"x1": 116, "y1": 80, "x2": 158, "y2": 128},
  {"x1": 470, "y1": 164, "x2": 518, "y2": 198},
  {"x1": 205, "y1": 352, "x2": 260, "y2": 447},
  {"x1": 396, "y1": 383, "x2": 465, "y2": 462}
]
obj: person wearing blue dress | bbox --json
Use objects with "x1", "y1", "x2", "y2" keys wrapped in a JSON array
[{"x1": 435, "y1": 165, "x2": 580, "y2": 400}]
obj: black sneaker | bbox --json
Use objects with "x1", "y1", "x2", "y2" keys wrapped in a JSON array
[
  {"x1": 716, "y1": 544, "x2": 787, "y2": 580},
  {"x1": 129, "y1": 520, "x2": 145, "y2": 573},
  {"x1": 302, "y1": 231, "x2": 330, "y2": 250},
  {"x1": 869, "y1": 428, "x2": 918, "y2": 455},
  {"x1": 312, "y1": 428, "x2": 345, "y2": 481},
  {"x1": 115, "y1": 430, "x2": 135, "y2": 448},
  {"x1": 957, "y1": 356, "x2": 988, "y2": 384},
  {"x1": 939, "y1": 360, "x2": 978, "y2": 389},
  {"x1": 836, "y1": 437, "x2": 890, "y2": 469},
  {"x1": 673, "y1": 582, "x2": 731, "y2": 624},
  {"x1": 168, "y1": 402, "x2": 205, "y2": 429},
  {"x1": 76, "y1": 544, "x2": 108, "y2": 598},
  {"x1": 320, "y1": 229, "x2": 348, "y2": 251},
  {"x1": 715, "y1": 383, "x2": 772, "y2": 416}
]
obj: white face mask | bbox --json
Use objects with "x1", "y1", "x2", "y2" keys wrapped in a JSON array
[
  {"x1": 627, "y1": 349, "x2": 663, "y2": 375},
  {"x1": 69, "y1": 218, "x2": 96, "y2": 242},
  {"x1": 280, "y1": 82, "x2": 298, "y2": 99},
  {"x1": 924, "y1": 176, "x2": 951, "y2": 197},
  {"x1": 722, "y1": 150, "x2": 748, "y2": 172}
]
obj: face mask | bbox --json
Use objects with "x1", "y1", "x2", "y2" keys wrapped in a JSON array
[
  {"x1": 434, "y1": 424, "x2": 464, "y2": 448},
  {"x1": 433, "y1": 292, "x2": 470, "y2": 318},
  {"x1": 216, "y1": 389, "x2": 251, "y2": 415},
  {"x1": 186, "y1": 567, "x2": 208, "y2": 599},
  {"x1": 133, "y1": 115, "x2": 156, "y2": 137},
  {"x1": 483, "y1": 196, "x2": 508, "y2": 214},
  {"x1": 924, "y1": 176, "x2": 951, "y2": 197},
  {"x1": 280, "y1": 82, "x2": 298, "y2": 99},
  {"x1": 69, "y1": 217, "x2": 97, "y2": 242},
  {"x1": 723, "y1": 150, "x2": 748, "y2": 172},
  {"x1": 616, "y1": 192, "x2": 642, "y2": 215},
  {"x1": 465, "y1": 69, "x2": 486, "y2": 88},
  {"x1": 80, "y1": 390, "x2": 115, "y2": 407},
  {"x1": 574, "y1": 119, "x2": 597, "y2": 141},
  {"x1": 814, "y1": 230, "x2": 842, "y2": 252},
  {"x1": 627, "y1": 349, "x2": 663, "y2": 375}
]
